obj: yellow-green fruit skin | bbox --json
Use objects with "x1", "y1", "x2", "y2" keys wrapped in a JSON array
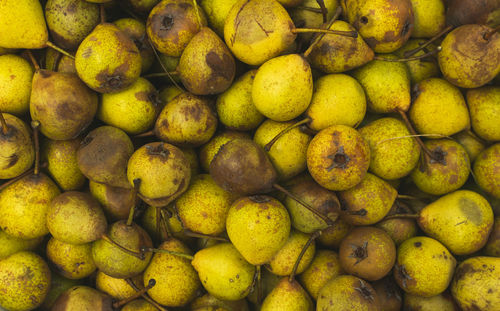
[
  {"x1": 409, "y1": 78, "x2": 470, "y2": 137},
  {"x1": 451, "y1": 256, "x2": 500, "y2": 310},
  {"x1": 352, "y1": 56, "x2": 411, "y2": 113},
  {"x1": 46, "y1": 238, "x2": 96, "y2": 279},
  {"x1": 200, "y1": 0, "x2": 238, "y2": 36},
  {"x1": 0, "y1": 251, "x2": 51, "y2": 311},
  {"x1": 0, "y1": 114, "x2": 34, "y2": 180},
  {"x1": 359, "y1": 117, "x2": 420, "y2": 180},
  {"x1": 318, "y1": 217, "x2": 352, "y2": 249},
  {"x1": 190, "y1": 293, "x2": 250, "y2": 311},
  {"x1": 41, "y1": 137, "x2": 86, "y2": 191},
  {"x1": 98, "y1": 77, "x2": 158, "y2": 135},
  {"x1": 306, "y1": 73, "x2": 366, "y2": 131},
  {"x1": 0, "y1": 54, "x2": 33, "y2": 115},
  {"x1": 252, "y1": 54, "x2": 312, "y2": 121},
  {"x1": 0, "y1": 230, "x2": 42, "y2": 260},
  {"x1": 395, "y1": 39, "x2": 440, "y2": 84},
  {"x1": 199, "y1": 131, "x2": 250, "y2": 172},
  {"x1": 75, "y1": 23, "x2": 142, "y2": 93},
  {"x1": 41, "y1": 273, "x2": 79, "y2": 310},
  {"x1": 143, "y1": 239, "x2": 201, "y2": 307},
  {"x1": 96, "y1": 271, "x2": 142, "y2": 300},
  {"x1": 409, "y1": 0, "x2": 446, "y2": 38},
  {"x1": 224, "y1": 0, "x2": 296, "y2": 65},
  {"x1": 226, "y1": 196, "x2": 291, "y2": 265},
  {"x1": 122, "y1": 299, "x2": 157, "y2": 311},
  {"x1": 290, "y1": 0, "x2": 338, "y2": 43},
  {"x1": 261, "y1": 278, "x2": 314, "y2": 311},
  {"x1": 51, "y1": 285, "x2": 113, "y2": 310},
  {"x1": 114, "y1": 18, "x2": 154, "y2": 74},
  {"x1": 45, "y1": 49, "x2": 76, "y2": 74},
  {"x1": 317, "y1": 275, "x2": 380, "y2": 310},
  {"x1": 484, "y1": 216, "x2": 500, "y2": 257},
  {"x1": 254, "y1": 119, "x2": 311, "y2": 181},
  {"x1": 394, "y1": 236, "x2": 456, "y2": 297},
  {"x1": 0, "y1": 0, "x2": 48, "y2": 48},
  {"x1": 192, "y1": 243, "x2": 255, "y2": 301},
  {"x1": 467, "y1": 86, "x2": 500, "y2": 141},
  {"x1": 299, "y1": 250, "x2": 343, "y2": 300},
  {"x1": 453, "y1": 131, "x2": 485, "y2": 162},
  {"x1": 176, "y1": 174, "x2": 234, "y2": 235},
  {"x1": 216, "y1": 70, "x2": 264, "y2": 131},
  {"x1": 403, "y1": 292, "x2": 458, "y2": 311},
  {"x1": 473, "y1": 143, "x2": 500, "y2": 199},
  {"x1": 267, "y1": 230, "x2": 316, "y2": 276},
  {"x1": 0, "y1": 173, "x2": 60, "y2": 239}
]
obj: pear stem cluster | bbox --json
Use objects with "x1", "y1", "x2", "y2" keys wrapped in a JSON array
[
  {"x1": 292, "y1": 28, "x2": 358, "y2": 38},
  {"x1": 404, "y1": 25, "x2": 453, "y2": 57},
  {"x1": 112, "y1": 279, "x2": 156, "y2": 308},
  {"x1": 303, "y1": 6, "x2": 343, "y2": 59},
  {"x1": 125, "y1": 278, "x2": 167, "y2": 311}
]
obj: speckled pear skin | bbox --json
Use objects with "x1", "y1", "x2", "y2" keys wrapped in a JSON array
[
  {"x1": 317, "y1": 275, "x2": 381, "y2": 310},
  {"x1": 410, "y1": 0, "x2": 446, "y2": 38},
  {"x1": 114, "y1": 18, "x2": 155, "y2": 74},
  {"x1": 299, "y1": 250, "x2": 343, "y2": 300},
  {"x1": 473, "y1": 143, "x2": 500, "y2": 199},
  {"x1": 200, "y1": 0, "x2": 238, "y2": 37},
  {"x1": 192, "y1": 243, "x2": 255, "y2": 301},
  {"x1": 0, "y1": 113, "x2": 34, "y2": 180},
  {"x1": 199, "y1": 130, "x2": 250, "y2": 172},
  {"x1": 394, "y1": 39, "x2": 440, "y2": 84},
  {"x1": 51, "y1": 286, "x2": 114, "y2": 311},
  {"x1": 46, "y1": 238, "x2": 96, "y2": 279},
  {"x1": 95, "y1": 271, "x2": 143, "y2": 300},
  {"x1": 121, "y1": 299, "x2": 158, "y2": 311},
  {"x1": 89, "y1": 181, "x2": 136, "y2": 221},
  {"x1": 0, "y1": 230, "x2": 43, "y2": 260},
  {"x1": 267, "y1": 229, "x2": 316, "y2": 276},
  {"x1": 261, "y1": 278, "x2": 314, "y2": 311},
  {"x1": 190, "y1": 293, "x2": 250, "y2": 311},
  {"x1": 467, "y1": 86, "x2": 500, "y2": 141},
  {"x1": 0, "y1": 54, "x2": 34, "y2": 115}
]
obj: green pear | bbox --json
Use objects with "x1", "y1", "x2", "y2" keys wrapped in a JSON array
[
  {"x1": 51, "y1": 286, "x2": 113, "y2": 311},
  {"x1": 394, "y1": 39, "x2": 440, "y2": 84},
  {"x1": 114, "y1": 18, "x2": 155, "y2": 74},
  {"x1": 453, "y1": 131, "x2": 485, "y2": 162},
  {"x1": 200, "y1": 0, "x2": 239, "y2": 36},
  {"x1": 261, "y1": 278, "x2": 313, "y2": 311},
  {"x1": 0, "y1": 54, "x2": 34, "y2": 115},
  {"x1": 89, "y1": 181, "x2": 136, "y2": 221},
  {"x1": 0, "y1": 113, "x2": 34, "y2": 180},
  {"x1": 46, "y1": 191, "x2": 107, "y2": 244},
  {"x1": 467, "y1": 86, "x2": 500, "y2": 141},
  {"x1": 96, "y1": 271, "x2": 143, "y2": 300},
  {"x1": 317, "y1": 275, "x2": 380, "y2": 310},
  {"x1": 252, "y1": 54, "x2": 312, "y2": 122},
  {"x1": 299, "y1": 250, "x2": 343, "y2": 300},
  {"x1": 192, "y1": 242, "x2": 255, "y2": 301},
  {"x1": 267, "y1": 229, "x2": 316, "y2": 276},
  {"x1": 409, "y1": 0, "x2": 446, "y2": 38},
  {"x1": 418, "y1": 190, "x2": 494, "y2": 255},
  {"x1": 0, "y1": 173, "x2": 60, "y2": 239},
  {"x1": 46, "y1": 237, "x2": 96, "y2": 279},
  {"x1": 226, "y1": 195, "x2": 291, "y2": 265},
  {"x1": 473, "y1": 143, "x2": 500, "y2": 199},
  {"x1": 75, "y1": 23, "x2": 142, "y2": 93},
  {"x1": 0, "y1": 229, "x2": 43, "y2": 260},
  {"x1": 409, "y1": 78, "x2": 470, "y2": 137},
  {"x1": 199, "y1": 130, "x2": 250, "y2": 172},
  {"x1": 0, "y1": 251, "x2": 51, "y2": 311},
  {"x1": 143, "y1": 238, "x2": 201, "y2": 307}
]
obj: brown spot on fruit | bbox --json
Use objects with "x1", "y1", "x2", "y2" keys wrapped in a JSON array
[{"x1": 206, "y1": 51, "x2": 233, "y2": 81}]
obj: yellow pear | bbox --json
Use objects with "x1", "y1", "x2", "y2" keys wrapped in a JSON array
[
  {"x1": 317, "y1": 275, "x2": 380, "y2": 310},
  {"x1": 453, "y1": 130, "x2": 485, "y2": 162},
  {"x1": 261, "y1": 278, "x2": 314, "y2": 311},
  {"x1": 46, "y1": 237, "x2": 96, "y2": 279},
  {"x1": 267, "y1": 229, "x2": 316, "y2": 276},
  {"x1": 394, "y1": 39, "x2": 440, "y2": 84},
  {"x1": 0, "y1": 54, "x2": 34, "y2": 115},
  {"x1": 0, "y1": 229, "x2": 43, "y2": 260},
  {"x1": 200, "y1": 0, "x2": 239, "y2": 36},
  {"x1": 190, "y1": 293, "x2": 249, "y2": 311},
  {"x1": 473, "y1": 143, "x2": 500, "y2": 199},
  {"x1": 299, "y1": 250, "x2": 343, "y2": 300},
  {"x1": 199, "y1": 130, "x2": 250, "y2": 172},
  {"x1": 409, "y1": 0, "x2": 446, "y2": 38},
  {"x1": 403, "y1": 292, "x2": 458, "y2": 311},
  {"x1": 467, "y1": 86, "x2": 500, "y2": 141},
  {"x1": 96, "y1": 271, "x2": 143, "y2": 300}
]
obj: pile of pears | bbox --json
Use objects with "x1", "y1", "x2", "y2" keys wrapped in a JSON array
[{"x1": 1, "y1": 0, "x2": 500, "y2": 310}]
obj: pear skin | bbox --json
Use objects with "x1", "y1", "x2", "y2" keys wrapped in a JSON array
[
  {"x1": 318, "y1": 217, "x2": 353, "y2": 249},
  {"x1": 473, "y1": 143, "x2": 500, "y2": 199},
  {"x1": 190, "y1": 293, "x2": 249, "y2": 311},
  {"x1": 453, "y1": 131, "x2": 485, "y2": 162},
  {"x1": 0, "y1": 229, "x2": 43, "y2": 260},
  {"x1": 467, "y1": 86, "x2": 500, "y2": 141},
  {"x1": 41, "y1": 273, "x2": 80, "y2": 310},
  {"x1": 46, "y1": 237, "x2": 96, "y2": 279},
  {"x1": 200, "y1": 0, "x2": 239, "y2": 36},
  {"x1": 199, "y1": 130, "x2": 250, "y2": 172},
  {"x1": 484, "y1": 216, "x2": 500, "y2": 256},
  {"x1": 96, "y1": 271, "x2": 143, "y2": 300},
  {"x1": 317, "y1": 275, "x2": 381, "y2": 310},
  {"x1": 0, "y1": 54, "x2": 34, "y2": 115},
  {"x1": 51, "y1": 286, "x2": 113, "y2": 311},
  {"x1": 114, "y1": 18, "x2": 155, "y2": 74},
  {"x1": 261, "y1": 278, "x2": 314, "y2": 311},
  {"x1": 299, "y1": 250, "x2": 344, "y2": 300},
  {"x1": 372, "y1": 277, "x2": 403, "y2": 311},
  {"x1": 121, "y1": 299, "x2": 158, "y2": 311},
  {"x1": 89, "y1": 181, "x2": 136, "y2": 221},
  {"x1": 403, "y1": 292, "x2": 458, "y2": 311},
  {"x1": 394, "y1": 39, "x2": 440, "y2": 84},
  {"x1": 409, "y1": 0, "x2": 446, "y2": 38},
  {"x1": 267, "y1": 229, "x2": 316, "y2": 276}
]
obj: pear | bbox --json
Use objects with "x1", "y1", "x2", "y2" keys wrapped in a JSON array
[
  {"x1": 200, "y1": 0, "x2": 239, "y2": 36},
  {"x1": 92, "y1": 220, "x2": 153, "y2": 278},
  {"x1": 114, "y1": 18, "x2": 155, "y2": 74},
  {"x1": 154, "y1": 92, "x2": 217, "y2": 147},
  {"x1": 96, "y1": 271, "x2": 143, "y2": 300},
  {"x1": 467, "y1": 86, "x2": 500, "y2": 141},
  {"x1": 45, "y1": 48, "x2": 76, "y2": 73},
  {"x1": 307, "y1": 20, "x2": 374, "y2": 73},
  {"x1": 372, "y1": 277, "x2": 403, "y2": 311},
  {"x1": 446, "y1": 0, "x2": 500, "y2": 27},
  {"x1": 254, "y1": 119, "x2": 311, "y2": 181},
  {"x1": 0, "y1": 113, "x2": 35, "y2": 180},
  {"x1": 147, "y1": 0, "x2": 207, "y2": 57},
  {"x1": 44, "y1": 0, "x2": 100, "y2": 50},
  {"x1": 0, "y1": 229, "x2": 42, "y2": 260},
  {"x1": 0, "y1": 173, "x2": 60, "y2": 239},
  {"x1": 89, "y1": 181, "x2": 136, "y2": 221},
  {"x1": 77, "y1": 126, "x2": 134, "y2": 189},
  {"x1": 317, "y1": 217, "x2": 353, "y2": 249},
  {"x1": 0, "y1": 251, "x2": 51, "y2": 311},
  {"x1": 46, "y1": 237, "x2": 96, "y2": 279},
  {"x1": 252, "y1": 54, "x2": 312, "y2": 122},
  {"x1": 75, "y1": 23, "x2": 142, "y2": 93},
  {"x1": 0, "y1": 0, "x2": 49, "y2": 49},
  {"x1": 41, "y1": 273, "x2": 80, "y2": 310},
  {"x1": 51, "y1": 286, "x2": 113, "y2": 311},
  {"x1": 192, "y1": 242, "x2": 255, "y2": 301},
  {"x1": 30, "y1": 69, "x2": 98, "y2": 140},
  {"x1": 98, "y1": 77, "x2": 159, "y2": 135},
  {"x1": 141, "y1": 205, "x2": 191, "y2": 242},
  {"x1": 289, "y1": 0, "x2": 339, "y2": 44},
  {"x1": 190, "y1": 293, "x2": 249, "y2": 311},
  {"x1": 451, "y1": 256, "x2": 500, "y2": 310},
  {"x1": 376, "y1": 202, "x2": 418, "y2": 245},
  {"x1": 484, "y1": 216, "x2": 500, "y2": 256},
  {"x1": 339, "y1": 226, "x2": 396, "y2": 281},
  {"x1": 352, "y1": 55, "x2": 411, "y2": 113},
  {"x1": 409, "y1": 78, "x2": 470, "y2": 137},
  {"x1": 127, "y1": 142, "x2": 191, "y2": 207},
  {"x1": 267, "y1": 229, "x2": 316, "y2": 276},
  {"x1": 438, "y1": 24, "x2": 500, "y2": 88},
  {"x1": 403, "y1": 292, "x2": 458, "y2": 311},
  {"x1": 178, "y1": 27, "x2": 236, "y2": 95},
  {"x1": 473, "y1": 143, "x2": 500, "y2": 199},
  {"x1": 317, "y1": 275, "x2": 380, "y2": 310},
  {"x1": 199, "y1": 130, "x2": 250, "y2": 172},
  {"x1": 453, "y1": 130, "x2": 485, "y2": 162},
  {"x1": 124, "y1": 0, "x2": 160, "y2": 14},
  {"x1": 175, "y1": 174, "x2": 234, "y2": 236},
  {"x1": 409, "y1": 0, "x2": 446, "y2": 38},
  {"x1": 143, "y1": 238, "x2": 201, "y2": 307},
  {"x1": 342, "y1": 0, "x2": 414, "y2": 53},
  {"x1": 418, "y1": 190, "x2": 494, "y2": 255},
  {"x1": 247, "y1": 268, "x2": 282, "y2": 305},
  {"x1": 41, "y1": 137, "x2": 86, "y2": 191},
  {"x1": 394, "y1": 39, "x2": 440, "y2": 84},
  {"x1": 0, "y1": 54, "x2": 34, "y2": 115},
  {"x1": 394, "y1": 236, "x2": 456, "y2": 297},
  {"x1": 226, "y1": 195, "x2": 291, "y2": 265},
  {"x1": 121, "y1": 299, "x2": 158, "y2": 311},
  {"x1": 181, "y1": 147, "x2": 200, "y2": 177},
  {"x1": 47, "y1": 191, "x2": 107, "y2": 244},
  {"x1": 299, "y1": 250, "x2": 343, "y2": 300},
  {"x1": 261, "y1": 278, "x2": 314, "y2": 311}
]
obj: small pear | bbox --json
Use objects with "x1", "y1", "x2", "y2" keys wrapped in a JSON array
[
  {"x1": 89, "y1": 181, "x2": 136, "y2": 221},
  {"x1": 46, "y1": 237, "x2": 96, "y2": 279},
  {"x1": 0, "y1": 113, "x2": 34, "y2": 179},
  {"x1": 0, "y1": 251, "x2": 51, "y2": 311},
  {"x1": 226, "y1": 195, "x2": 291, "y2": 265},
  {"x1": 114, "y1": 18, "x2": 155, "y2": 74},
  {"x1": 403, "y1": 292, "x2": 458, "y2": 311},
  {"x1": 261, "y1": 278, "x2": 314, "y2": 311},
  {"x1": 473, "y1": 143, "x2": 500, "y2": 199},
  {"x1": 0, "y1": 54, "x2": 34, "y2": 115},
  {"x1": 317, "y1": 217, "x2": 352, "y2": 249},
  {"x1": 453, "y1": 131, "x2": 485, "y2": 162},
  {"x1": 0, "y1": 229, "x2": 43, "y2": 260},
  {"x1": 199, "y1": 130, "x2": 250, "y2": 172},
  {"x1": 299, "y1": 250, "x2": 343, "y2": 300},
  {"x1": 409, "y1": 0, "x2": 446, "y2": 38},
  {"x1": 317, "y1": 275, "x2": 380, "y2": 310},
  {"x1": 51, "y1": 286, "x2": 113, "y2": 311},
  {"x1": 190, "y1": 293, "x2": 249, "y2": 311},
  {"x1": 267, "y1": 229, "x2": 316, "y2": 276},
  {"x1": 45, "y1": 48, "x2": 76, "y2": 73},
  {"x1": 96, "y1": 271, "x2": 143, "y2": 300},
  {"x1": 376, "y1": 202, "x2": 418, "y2": 245},
  {"x1": 467, "y1": 86, "x2": 500, "y2": 141},
  {"x1": 252, "y1": 54, "x2": 312, "y2": 122},
  {"x1": 372, "y1": 277, "x2": 403, "y2": 311},
  {"x1": 121, "y1": 299, "x2": 158, "y2": 311},
  {"x1": 394, "y1": 39, "x2": 440, "y2": 84},
  {"x1": 192, "y1": 242, "x2": 255, "y2": 301},
  {"x1": 200, "y1": 0, "x2": 239, "y2": 36},
  {"x1": 289, "y1": 0, "x2": 339, "y2": 44}
]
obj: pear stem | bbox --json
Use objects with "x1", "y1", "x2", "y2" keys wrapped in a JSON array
[
  {"x1": 134, "y1": 130, "x2": 155, "y2": 138},
  {"x1": 100, "y1": 4, "x2": 106, "y2": 24},
  {"x1": 483, "y1": 24, "x2": 500, "y2": 41},
  {"x1": 147, "y1": 38, "x2": 183, "y2": 91},
  {"x1": 31, "y1": 121, "x2": 40, "y2": 176},
  {"x1": 303, "y1": 6, "x2": 342, "y2": 58},
  {"x1": 143, "y1": 72, "x2": 179, "y2": 78},
  {"x1": 45, "y1": 42, "x2": 75, "y2": 59},
  {"x1": 101, "y1": 234, "x2": 145, "y2": 259},
  {"x1": 192, "y1": 0, "x2": 203, "y2": 30},
  {"x1": 315, "y1": 0, "x2": 328, "y2": 23},
  {"x1": 0, "y1": 111, "x2": 8, "y2": 135},
  {"x1": 289, "y1": 230, "x2": 320, "y2": 282},
  {"x1": 397, "y1": 194, "x2": 419, "y2": 200},
  {"x1": 0, "y1": 162, "x2": 47, "y2": 191},
  {"x1": 26, "y1": 50, "x2": 40, "y2": 71},
  {"x1": 296, "y1": 6, "x2": 323, "y2": 13},
  {"x1": 384, "y1": 214, "x2": 419, "y2": 220},
  {"x1": 113, "y1": 279, "x2": 156, "y2": 309},
  {"x1": 141, "y1": 247, "x2": 194, "y2": 260},
  {"x1": 125, "y1": 278, "x2": 168, "y2": 311},
  {"x1": 292, "y1": 28, "x2": 358, "y2": 38},
  {"x1": 396, "y1": 109, "x2": 436, "y2": 163},
  {"x1": 264, "y1": 118, "x2": 311, "y2": 151},
  {"x1": 374, "y1": 47, "x2": 441, "y2": 62},
  {"x1": 403, "y1": 25, "x2": 453, "y2": 57},
  {"x1": 273, "y1": 183, "x2": 335, "y2": 226},
  {"x1": 159, "y1": 208, "x2": 172, "y2": 239},
  {"x1": 182, "y1": 229, "x2": 229, "y2": 242}
]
